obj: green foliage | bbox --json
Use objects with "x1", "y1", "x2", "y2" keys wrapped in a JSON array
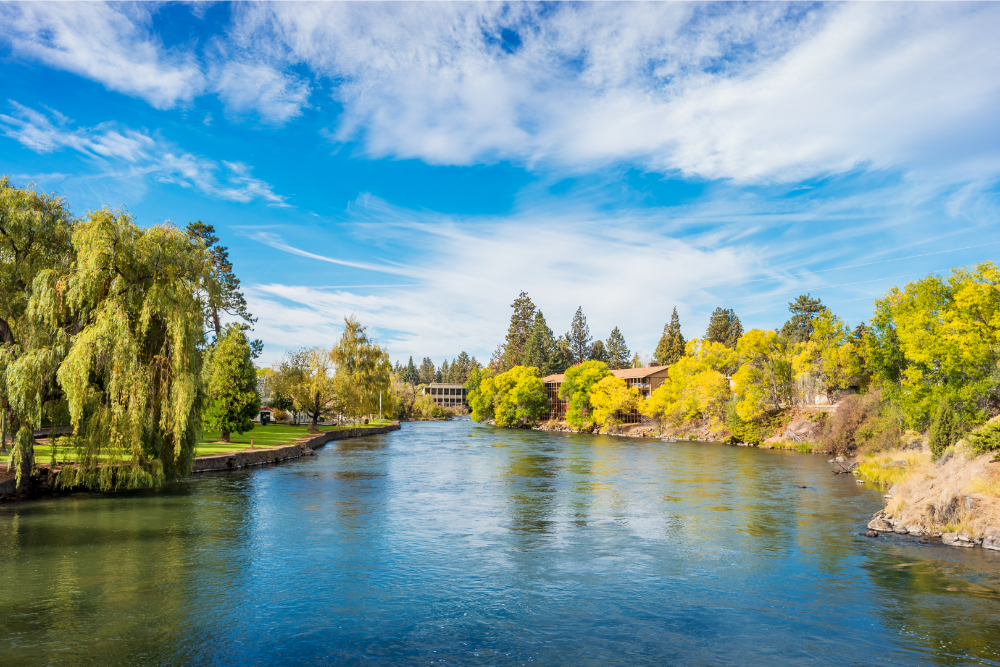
[
  {"x1": 523, "y1": 310, "x2": 556, "y2": 371},
  {"x1": 569, "y1": 307, "x2": 592, "y2": 365},
  {"x1": 330, "y1": 315, "x2": 392, "y2": 422},
  {"x1": 705, "y1": 308, "x2": 743, "y2": 348},
  {"x1": 967, "y1": 419, "x2": 1000, "y2": 455},
  {"x1": 929, "y1": 400, "x2": 955, "y2": 457},
  {"x1": 185, "y1": 221, "x2": 259, "y2": 355},
  {"x1": 402, "y1": 356, "x2": 420, "y2": 384},
  {"x1": 419, "y1": 357, "x2": 436, "y2": 384},
  {"x1": 589, "y1": 339, "x2": 607, "y2": 363},
  {"x1": 655, "y1": 307, "x2": 685, "y2": 366},
  {"x1": 725, "y1": 406, "x2": 791, "y2": 447},
  {"x1": 467, "y1": 366, "x2": 547, "y2": 427},
  {"x1": 559, "y1": 360, "x2": 611, "y2": 429},
  {"x1": 781, "y1": 294, "x2": 826, "y2": 343},
  {"x1": 272, "y1": 347, "x2": 335, "y2": 430},
  {"x1": 605, "y1": 326, "x2": 630, "y2": 370},
  {"x1": 493, "y1": 291, "x2": 537, "y2": 372},
  {"x1": 204, "y1": 326, "x2": 260, "y2": 442}
]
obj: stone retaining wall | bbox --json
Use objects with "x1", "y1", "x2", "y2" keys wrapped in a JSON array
[
  {"x1": 192, "y1": 423, "x2": 400, "y2": 473},
  {"x1": 0, "y1": 423, "x2": 401, "y2": 500}
]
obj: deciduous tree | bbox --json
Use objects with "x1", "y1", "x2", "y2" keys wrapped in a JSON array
[
  {"x1": 559, "y1": 360, "x2": 611, "y2": 429},
  {"x1": 590, "y1": 375, "x2": 640, "y2": 429},
  {"x1": 467, "y1": 365, "x2": 548, "y2": 427}
]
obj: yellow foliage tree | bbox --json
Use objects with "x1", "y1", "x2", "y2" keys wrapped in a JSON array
[
  {"x1": 643, "y1": 339, "x2": 734, "y2": 428},
  {"x1": 733, "y1": 329, "x2": 792, "y2": 421},
  {"x1": 589, "y1": 375, "x2": 640, "y2": 429}
]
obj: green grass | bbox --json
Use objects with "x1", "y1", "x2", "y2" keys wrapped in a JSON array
[{"x1": 0, "y1": 421, "x2": 394, "y2": 465}]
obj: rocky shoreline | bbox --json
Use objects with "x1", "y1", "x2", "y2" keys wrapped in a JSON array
[{"x1": 0, "y1": 422, "x2": 400, "y2": 502}]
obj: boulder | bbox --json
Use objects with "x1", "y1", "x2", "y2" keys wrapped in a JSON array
[
  {"x1": 942, "y1": 533, "x2": 975, "y2": 548},
  {"x1": 983, "y1": 536, "x2": 1000, "y2": 551}
]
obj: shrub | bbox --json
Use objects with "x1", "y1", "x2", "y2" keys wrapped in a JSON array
[
  {"x1": 968, "y1": 419, "x2": 1000, "y2": 455},
  {"x1": 820, "y1": 390, "x2": 902, "y2": 455},
  {"x1": 725, "y1": 406, "x2": 791, "y2": 446},
  {"x1": 928, "y1": 400, "x2": 956, "y2": 457}
]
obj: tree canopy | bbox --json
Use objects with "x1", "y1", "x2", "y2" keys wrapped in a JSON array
[
  {"x1": 559, "y1": 360, "x2": 611, "y2": 429},
  {"x1": 605, "y1": 326, "x2": 630, "y2": 370},
  {"x1": 655, "y1": 307, "x2": 685, "y2": 366},
  {"x1": 467, "y1": 365, "x2": 548, "y2": 427},
  {"x1": 705, "y1": 307, "x2": 743, "y2": 348},
  {"x1": 569, "y1": 307, "x2": 593, "y2": 365},
  {"x1": 204, "y1": 326, "x2": 260, "y2": 442}
]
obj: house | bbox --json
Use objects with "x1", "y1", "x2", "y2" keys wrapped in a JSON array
[
  {"x1": 254, "y1": 407, "x2": 275, "y2": 423},
  {"x1": 542, "y1": 364, "x2": 671, "y2": 423},
  {"x1": 423, "y1": 382, "x2": 469, "y2": 410}
]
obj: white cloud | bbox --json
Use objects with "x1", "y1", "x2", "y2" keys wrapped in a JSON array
[
  {"x1": 211, "y1": 61, "x2": 311, "y2": 125},
  {"x1": 227, "y1": 2, "x2": 1000, "y2": 184},
  {"x1": 0, "y1": 102, "x2": 287, "y2": 206},
  {"x1": 0, "y1": 3, "x2": 204, "y2": 109}
]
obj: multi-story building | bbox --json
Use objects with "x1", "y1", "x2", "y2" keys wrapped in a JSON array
[
  {"x1": 423, "y1": 383, "x2": 469, "y2": 410},
  {"x1": 542, "y1": 364, "x2": 671, "y2": 423}
]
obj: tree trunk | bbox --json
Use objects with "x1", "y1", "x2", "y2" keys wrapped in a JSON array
[
  {"x1": 221, "y1": 429, "x2": 231, "y2": 443},
  {"x1": 212, "y1": 306, "x2": 222, "y2": 341},
  {"x1": 310, "y1": 391, "x2": 320, "y2": 432}
]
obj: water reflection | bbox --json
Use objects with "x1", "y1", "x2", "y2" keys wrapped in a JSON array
[{"x1": 1, "y1": 420, "x2": 999, "y2": 666}]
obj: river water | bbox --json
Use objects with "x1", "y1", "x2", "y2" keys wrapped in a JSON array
[{"x1": 2, "y1": 420, "x2": 999, "y2": 665}]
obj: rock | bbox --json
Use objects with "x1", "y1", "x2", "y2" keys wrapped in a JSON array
[
  {"x1": 856, "y1": 479, "x2": 865, "y2": 484},
  {"x1": 906, "y1": 526, "x2": 926, "y2": 536},
  {"x1": 836, "y1": 456, "x2": 846, "y2": 462},
  {"x1": 983, "y1": 536, "x2": 1000, "y2": 551},
  {"x1": 865, "y1": 530, "x2": 879, "y2": 538},
  {"x1": 936, "y1": 450, "x2": 954, "y2": 467},
  {"x1": 942, "y1": 533, "x2": 975, "y2": 547},
  {"x1": 894, "y1": 524, "x2": 910, "y2": 534}
]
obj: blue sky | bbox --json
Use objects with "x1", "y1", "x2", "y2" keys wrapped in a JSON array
[{"x1": 2, "y1": 2, "x2": 999, "y2": 367}]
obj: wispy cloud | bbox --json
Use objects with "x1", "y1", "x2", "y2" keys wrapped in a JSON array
[
  {"x1": 0, "y1": 3, "x2": 204, "y2": 109},
  {"x1": 1, "y1": 102, "x2": 288, "y2": 206}
]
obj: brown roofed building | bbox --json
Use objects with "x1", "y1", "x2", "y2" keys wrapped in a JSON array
[{"x1": 542, "y1": 364, "x2": 670, "y2": 423}]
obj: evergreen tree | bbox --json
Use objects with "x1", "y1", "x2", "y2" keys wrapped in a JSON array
[
  {"x1": 631, "y1": 352, "x2": 643, "y2": 368},
  {"x1": 606, "y1": 326, "x2": 630, "y2": 369},
  {"x1": 655, "y1": 307, "x2": 686, "y2": 366},
  {"x1": 419, "y1": 357, "x2": 436, "y2": 384},
  {"x1": 929, "y1": 400, "x2": 955, "y2": 457},
  {"x1": 186, "y1": 221, "x2": 262, "y2": 358},
  {"x1": 589, "y1": 339, "x2": 608, "y2": 363},
  {"x1": 402, "y1": 356, "x2": 420, "y2": 384},
  {"x1": 435, "y1": 369, "x2": 443, "y2": 383},
  {"x1": 440, "y1": 359, "x2": 451, "y2": 383},
  {"x1": 497, "y1": 291, "x2": 537, "y2": 371},
  {"x1": 523, "y1": 311, "x2": 556, "y2": 371},
  {"x1": 569, "y1": 307, "x2": 593, "y2": 365},
  {"x1": 705, "y1": 308, "x2": 743, "y2": 348},
  {"x1": 781, "y1": 294, "x2": 827, "y2": 343},
  {"x1": 204, "y1": 326, "x2": 260, "y2": 443},
  {"x1": 545, "y1": 335, "x2": 573, "y2": 376},
  {"x1": 452, "y1": 351, "x2": 473, "y2": 384}
]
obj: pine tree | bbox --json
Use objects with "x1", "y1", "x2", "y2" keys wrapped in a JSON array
[
  {"x1": 655, "y1": 307, "x2": 686, "y2": 365},
  {"x1": 204, "y1": 326, "x2": 261, "y2": 443},
  {"x1": 452, "y1": 351, "x2": 472, "y2": 383},
  {"x1": 435, "y1": 369, "x2": 443, "y2": 382},
  {"x1": 606, "y1": 326, "x2": 630, "y2": 369},
  {"x1": 523, "y1": 311, "x2": 556, "y2": 371},
  {"x1": 419, "y1": 357, "x2": 436, "y2": 384},
  {"x1": 590, "y1": 339, "x2": 608, "y2": 362},
  {"x1": 727, "y1": 315, "x2": 744, "y2": 348},
  {"x1": 440, "y1": 359, "x2": 451, "y2": 382},
  {"x1": 402, "y1": 356, "x2": 420, "y2": 384},
  {"x1": 569, "y1": 307, "x2": 592, "y2": 365},
  {"x1": 497, "y1": 291, "x2": 537, "y2": 371},
  {"x1": 545, "y1": 335, "x2": 573, "y2": 376},
  {"x1": 781, "y1": 294, "x2": 826, "y2": 343},
  {"x1": 631, "y1": 352, "x2": 643, "y2": 368},
  {"x1": 929, "y1": 400, "x2": 955, "y2": 458}
]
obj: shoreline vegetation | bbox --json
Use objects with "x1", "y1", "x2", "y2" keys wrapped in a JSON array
[{"x1": 468, "y1": 267, "x2": 1000, "y2": 547}]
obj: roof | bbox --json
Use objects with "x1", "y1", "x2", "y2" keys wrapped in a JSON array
[
  {"x1": 426, "y1": 382, "x2": 466, "y2": 388},
  {"x1": 543, "y1": 365, "x2": 670, "y2": 383}
]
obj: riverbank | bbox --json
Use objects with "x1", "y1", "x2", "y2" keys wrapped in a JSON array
[{"x1": 0, "y1": 422, "x2": 400, "y2": 501}]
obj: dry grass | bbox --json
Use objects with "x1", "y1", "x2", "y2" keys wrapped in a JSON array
[
  {"x1": 857, "y1": 449, "x2": 930, "y2": 487},
  {"x1": 967, "y1": 472, "x2": 1000, "y2": 498}
]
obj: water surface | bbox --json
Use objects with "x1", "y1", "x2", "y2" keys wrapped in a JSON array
[{"x1": 3, "y1": 420, "x2": 1000, "y2": 665}]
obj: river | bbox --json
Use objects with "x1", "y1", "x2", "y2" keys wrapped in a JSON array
[{"x1": 2, "y1": 420, "x2": 999, "y2": 665}]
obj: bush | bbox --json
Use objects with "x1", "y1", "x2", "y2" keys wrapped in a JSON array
[
  {"x1": 725, "y1": 405, "x2": 791, "y2": 446},
  {"x1": 819, "y1": 390, "x2": 902, "y2": 455},
  {"x1": 968, "y1": 419, "x2": 1000, "y2": 455}
]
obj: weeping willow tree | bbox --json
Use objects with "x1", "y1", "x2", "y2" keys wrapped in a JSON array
[
  {"x1": 330, "y1": 316, "x2": 392, "y2": 421},
  {"x1": 44, "y1": 207, "x2": 218, "y2": 490},
  {"x1": 0, "y1": 177, "x2": 75, "y2": 489}
]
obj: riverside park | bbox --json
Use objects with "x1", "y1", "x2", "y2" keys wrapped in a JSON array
[{"x1": 4, "y1": 2, "x2": 1000, "y2": 665}]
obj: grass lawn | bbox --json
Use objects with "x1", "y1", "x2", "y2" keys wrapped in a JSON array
[{"x1": 0, "y1": 421, "x2": 395, "y2": 465}]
